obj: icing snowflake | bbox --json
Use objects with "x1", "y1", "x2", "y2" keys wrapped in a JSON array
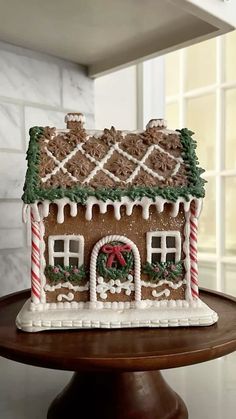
[
  {"x1": 159, "y1": 133, "x2": 182, "y2": 151},
  {"x1": 88, "y1": 172, "x2": 116, "y2": 188},
  {"x1": 47, "y1": 135, "x2": 75, "y2": 160},
  {"x1": 66, "y1": 156, "x2": 91, "y2": 179},
  {"x1": 66, "y1": 127, "x2": 87, "y2": 144},
  {"x1": 101, "y1": 126, "x2": 123, "y2": 146},
  {"x1": 132, "y1": 172, "x2": 157, "y2": 187},
  {"x1": 141, "y1": 128, "x2": 166, "y2": 146},
  {"x1": 149, "y1": 150, "x2": 175, "y2": 172},
  {"x1": 42, "y1": 126, "x2": 56, "y2": 140},
  {"x1": 165, "y1": 173, "x2": 188, "y2": 186},
  {"x1": 121, "y1": 135, "x2": 146, "y2": 158},
  {"x1": 39, "y1": 150, "x2": 56, "y2": 177},
  {"x1": 83, "y1": 140, "x2": 107, "y2": 159},
  {"x1": 43, "y1": 171, "x2": 76, "y2": 188},
  {"x1": 108, "y1": 158, "x2": 134, "y2": 179}
]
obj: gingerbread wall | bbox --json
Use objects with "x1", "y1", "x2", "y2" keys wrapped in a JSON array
[{"x1": 43, "y1": 203, "x2": 186, "y2": 270}]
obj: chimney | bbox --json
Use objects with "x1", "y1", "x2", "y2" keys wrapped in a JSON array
[{"x1": 65, "y1": 112, "x2": 86, "y2": 129}]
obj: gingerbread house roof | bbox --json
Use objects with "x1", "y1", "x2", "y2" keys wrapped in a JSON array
[{"x1": 22, "y1": 115, "x2": 205, "y2": 206}]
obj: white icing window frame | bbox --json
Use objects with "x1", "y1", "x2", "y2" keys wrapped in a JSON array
[
  {"x1": 146, "y1": 231, "x2": 181, "y2": 263},
  {"x1": 48, "y1": 235, "x2": 84, "y2": 267}
]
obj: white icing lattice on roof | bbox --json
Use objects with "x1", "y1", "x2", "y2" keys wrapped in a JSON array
[{"x1": 40, "y1": 130, "x2": 184, "y2": 187}]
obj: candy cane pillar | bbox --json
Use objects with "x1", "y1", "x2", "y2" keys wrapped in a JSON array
[
  {"x1": 31, "y1": 211, "x2": 41, "y2": 303},
  {"x1": 190, "y1": 205, "x2": 199, "y2": 298}
]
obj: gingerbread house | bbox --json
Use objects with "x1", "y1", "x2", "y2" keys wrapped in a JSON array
[{"x1": 16, "y1": 114, "x2": 218, "y2": 331}]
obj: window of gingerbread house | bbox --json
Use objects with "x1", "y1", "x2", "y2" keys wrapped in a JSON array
[
  {"x1": 48, "y1": 235, "x2": 84, "y2": 267},
  {"x1": 146, "y1": 231, "x2": 181, "y2": 264}
]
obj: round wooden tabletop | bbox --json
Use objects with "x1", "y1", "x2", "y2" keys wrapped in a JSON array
[{"x1": 0, "y1": 289, "x2": 236, "y2": 372}]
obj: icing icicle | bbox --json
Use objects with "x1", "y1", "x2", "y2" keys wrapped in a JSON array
[{"x1": 25, "y1": 196, "x2": 203, "y2": 224}]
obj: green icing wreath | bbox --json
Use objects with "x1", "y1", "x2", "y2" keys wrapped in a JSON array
[{"x1": 97, "y1": 241, "x2": 134, "y2": 280}]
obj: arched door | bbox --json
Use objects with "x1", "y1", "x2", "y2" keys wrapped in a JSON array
[{"x1": 90, "y1": 235, "x2": 141, "y2": 304}]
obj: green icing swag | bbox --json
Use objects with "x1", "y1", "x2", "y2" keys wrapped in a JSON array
[{"x1": 22, "y1": 126, "x2": 206, "y2": 205}]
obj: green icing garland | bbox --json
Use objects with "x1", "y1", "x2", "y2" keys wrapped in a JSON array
[
  {"x1": 142, "y1": 261, "x2": 184, "y2": 282},
  {"x1": 45, "y1": 264, "x2": 86, "y2": 284},
  {"x1": 22, "y1": 127, "x2": 205, "y2": 204}
]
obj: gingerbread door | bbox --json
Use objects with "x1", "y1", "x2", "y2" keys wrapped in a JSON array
[{"x1": 89, "y1": 235, "x2": 141, "y2": 304}]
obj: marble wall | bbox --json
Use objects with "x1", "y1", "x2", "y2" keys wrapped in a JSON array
[{"x1": 0, "y1": 41, "x2": 94, "y2": 297}]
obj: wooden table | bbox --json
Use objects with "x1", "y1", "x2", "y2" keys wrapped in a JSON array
[{"x1": 0, "y1": 289, "x2": 236, "y2": 419}]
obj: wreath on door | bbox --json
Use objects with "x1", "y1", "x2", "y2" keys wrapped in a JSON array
[{"x1": 97, "y1": 241, "x2": 134, "y2": 280}]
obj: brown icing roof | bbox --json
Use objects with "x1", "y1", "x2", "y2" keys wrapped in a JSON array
[
  {"x1": 38, "y1": 124, "x2": 187, "y2": 190},
  {"x1": 22, "y1": 116, "x2": 205, "y2": 204}
]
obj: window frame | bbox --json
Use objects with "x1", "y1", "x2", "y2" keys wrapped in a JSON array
[
  {"x1": 48, "y1": 235, "x2": 84, "y2": 267},
  {"x1": 146, "y1": 231, "x2": 181, "y2": 264}
]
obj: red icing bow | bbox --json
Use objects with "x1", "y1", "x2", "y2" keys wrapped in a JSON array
[{"x1": 101, "y1": 244, "x2": 132, "y2": 268}]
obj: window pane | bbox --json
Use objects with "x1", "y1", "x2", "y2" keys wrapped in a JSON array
[
  {"x1": 54, "y1": 257, "x2": 64, "y2": 266},
  {"x1": 152, "y1": 253, "x2": 161, "y2": 263},
  {"x1": 224, "y1": 264, "x2": 236, "y2": 297},
  {"x1": 225, "y1": 177, "x2": 236, "y2": 256},
  {"x1": 54, "y1": 240, "x2": 64, "y2": 252},
  {"x1": 166, "y1": 253, "x2": 175, "y2": 262},
  {"x1": 186, "y1": 94, "x2": 216, "y2": 170},
  {"x1": 198, "y1": 262, "x2": 216, "y2": 290},
  {"x1": 165, "y1": 102, "x2": 179, "y2": 129},
  {"x1": 225, "y1": 89, "x2": 236, "y2": 169},
  {"x1": 165, "y1": 51, "x2": 180, "y2": 96},
  {"x1": 69, "y1": 240, "x2": 79, "y2": 253},
  {"x1": 198, "y1": 177, "x2": 216, "y2": 253},
  {"x1": 225, "y1": 30, "x2": 236, "y2": 82},
  {"x1": 69, "y1": 257, "x2": 79, "y2": 267},
  {"x1": 166, "y1": 236, "x2": 175, "y2": 248},
  {"x1": 152, "y1": 236, "x2": 161, "y2": 248},
  {"x1": 185, "y1": 39, "x2": 216, "y2": 91}
]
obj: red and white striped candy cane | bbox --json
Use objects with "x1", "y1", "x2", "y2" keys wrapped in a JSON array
[
  {"x1": 190, "y1": 204, "x2": 199, "y2": 298},
  {"x1": 31, "y1": 211, "x2": 41, "y2": 303}
]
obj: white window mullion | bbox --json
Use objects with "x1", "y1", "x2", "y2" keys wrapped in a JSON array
[{"x1": 64, "y1": 238, "x2": 70, "y2": 266}]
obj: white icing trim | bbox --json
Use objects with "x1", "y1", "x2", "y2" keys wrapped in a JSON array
[
  {"x1": 16, "y1": 298, "x2": 218, "y2": 331},
  {"x1": 57, "y1": 293, "x2": 74, "y2": 302},
  {"x1": 48, "y1": 235, "x2": 84, "y2": 266},
  {"x1": 25, "y1": 196, "x2": 202, "y2": 224},
  {"x1": 42, "y1": 145, "x2": 80, "y2": 184},
  {"x1": 152, "y1": 289, "x2": 170, "y2": 298},
  {"x1": 89, "y1": 235, "x2": 141, "y2": 303},
  {"x1": 29, "y1": 297, "x2": 202, "y2": 312},
  {"x1": 141, "y1": 279, "x2": 186, "y2": 289},
  {"x1": 96, "y1": 275, "x2": 134, "y2": 300},
  {"x1": 65, "y1": 113, "x2": 86, "y2": 124},
  {"x1": 146, "y1": 231, "x2": 181, "y2": 263},
  {"x1": 45, "y1": 281, "x2": 89, "y2": 292},
  {"x1": 146, "y1": 119, "x2": 167, "y2": 129}
]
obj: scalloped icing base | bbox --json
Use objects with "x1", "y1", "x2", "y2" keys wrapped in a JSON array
[{"x1": 16, "y1": 298, "x2": 218, "y2": 332}]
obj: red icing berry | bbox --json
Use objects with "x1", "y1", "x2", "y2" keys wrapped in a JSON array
[{"x1": 53, "y1": 267, "x2": 59, "y2": 273}]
